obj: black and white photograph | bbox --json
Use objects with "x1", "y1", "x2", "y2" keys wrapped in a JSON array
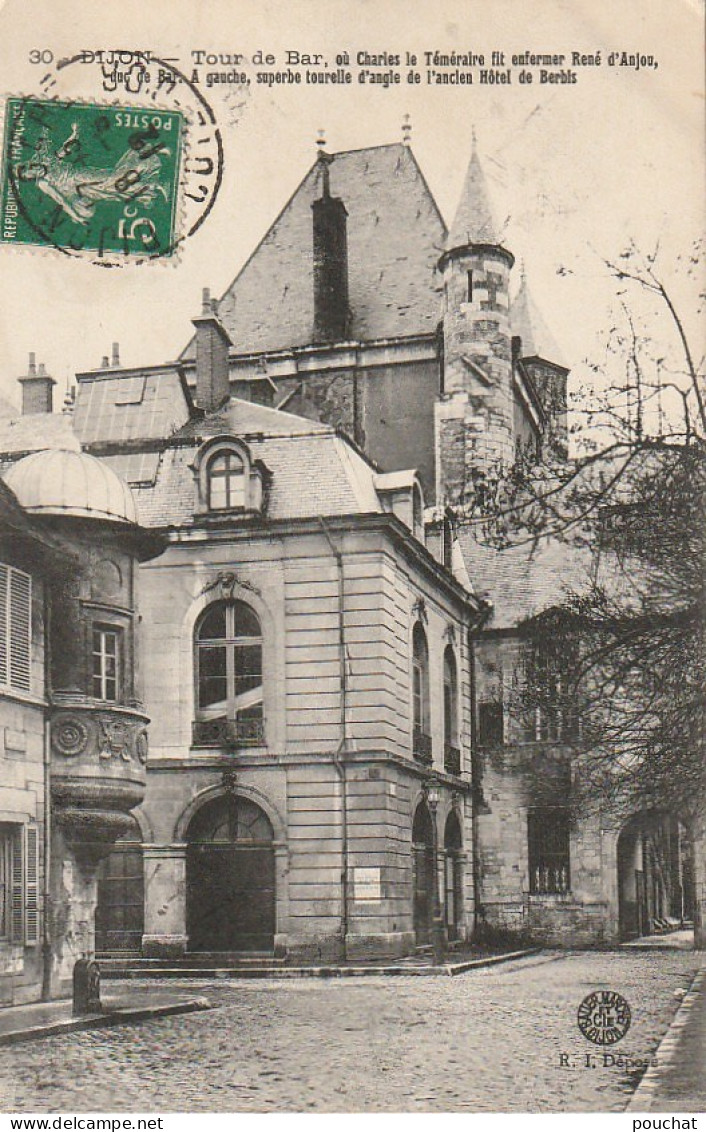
[{"x1": 0, "y1": 0, "x2": 703, "y2": 1122}]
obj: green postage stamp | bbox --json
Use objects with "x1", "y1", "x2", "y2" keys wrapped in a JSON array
[{"x1": 0, "y1": 98, "x2": 184, "y2": 259}]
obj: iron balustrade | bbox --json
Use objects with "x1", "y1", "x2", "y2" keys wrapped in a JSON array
[
  {"x1": 192, "y1": 717, "x2": 265, "y2": 747},
  {"x1": 413, "y1": 727, "x2": 433, "y2": 765}
]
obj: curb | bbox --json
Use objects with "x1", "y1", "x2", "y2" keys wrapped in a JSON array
[
  {"x1": 624, "y1": 967, "x2": 705, "y2": 1112},
  {"x1": 0, "y1": 997, "x2": 211, "y2": 1047},
  {"x1": 102, "y1": 947, "x2": 541, "y2": 980}
]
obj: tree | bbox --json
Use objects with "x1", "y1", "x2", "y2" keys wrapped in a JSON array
[{"x1": 464, "y1": 242, "x2": 706, "y2": 943}]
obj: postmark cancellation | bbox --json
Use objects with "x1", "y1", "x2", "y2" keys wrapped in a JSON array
[{"x1": 0, "y1": 97, "x2": 184, "y2": 259}]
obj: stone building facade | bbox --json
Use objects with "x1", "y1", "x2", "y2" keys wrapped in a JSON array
[
  {"x1": 0, "y1": 384, "x2": 161, "y2": 1001},
  {"x1": 0, "y1": 133, "x2": 696, "y2": 965}
]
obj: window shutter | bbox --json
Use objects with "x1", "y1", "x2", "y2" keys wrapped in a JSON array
[
  {"x1": 9, "y1": 568, "x2": 31, "y2": 692},
  {"x1": 25, "y1": 826, "x2": 39, "y2": 945},
  {"x1": 10, "y1": 826, "x2": 23, "y2": 943},
  {"x1": 0, "y1": 564, "x2": 8, "y2": 685}
]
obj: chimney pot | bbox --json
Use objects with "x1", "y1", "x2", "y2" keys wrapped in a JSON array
[
  {"x1": 192, "y1": 287, "x2": 232, "y2": 411},
  {"x1": 101, "y1": 356, "x2": 110, "y2": 369},
  {"x1": 111, "y1": 342, "x2": 120, "y2": 367},
  {"x1": 18, "y1": 360, "x2": 55, "y2": 415}
]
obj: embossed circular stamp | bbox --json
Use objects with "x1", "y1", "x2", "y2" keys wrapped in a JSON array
[{"x1": 577, "y1": 990, "x2": 632, "y2": 1045}]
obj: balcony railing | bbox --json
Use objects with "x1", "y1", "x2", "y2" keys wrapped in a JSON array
[
  {"x1": 413, "y1": 727, "x2": 433, "y2": 765},
  {"x1": 192, "y1": 717, "x2": 265, "y2": 748},
  {"x1": 444, "y1": 743, "x2": 461, "y2": 776}
]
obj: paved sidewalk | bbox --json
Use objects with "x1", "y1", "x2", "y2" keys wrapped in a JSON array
[
  {"x1": 101, "y1": 945, "x2": 540, "y2": 979},
  {"x1": 627, "y1": 966, "x2": 705, "y2": 1112},
  {"x1": 0, "y1": 989, "x2": 210, "y2": 1046},
  {"x1": 621, "y1": 928, "x2": 695, "y2": 951}
]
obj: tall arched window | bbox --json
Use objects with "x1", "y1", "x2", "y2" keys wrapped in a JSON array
[
  {"x1": 207, "y1": 450, "x2": 245, "y2": 510},
  {"x1": 443, "y1": 645, "x2": 460, "y2": 774},
  {"x1": 194, "y1": 600, "x2": 263, "y2": 745},
  {"x1": 412, "y1": 623, "x2": 431, "y2": 764}
]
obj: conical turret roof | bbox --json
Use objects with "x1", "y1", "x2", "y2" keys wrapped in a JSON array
[
  {"x1": 512, "y1": 270, "x2": 566, "y2": 367},
  {"x1": 447, "y1": 136, "x2": 499, "y2": 249}
]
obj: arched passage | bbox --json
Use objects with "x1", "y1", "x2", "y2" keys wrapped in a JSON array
[
  {"x1": 617, "y1": 811, "x2": 694, "y2": 941},
  {"x1": 412, "y1": 800, "x2": 435, "y2": 946},
  {"x1": 95, "y1": 816, "x2": 144, "y2": 956},
  {"x1": 186, "y1": 793, "x2": 275, "y2": 952},
  {"x1": 444, "y1": 810, "x2": 463, "y2": 941}
]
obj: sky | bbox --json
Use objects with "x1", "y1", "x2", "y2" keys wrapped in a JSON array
[{"x1": 0, "y1": 0, "x2": 703, "y2": 422}]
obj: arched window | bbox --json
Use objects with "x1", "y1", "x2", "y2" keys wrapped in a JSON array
[
  {"x1": 443, "y1": 646, "x2": 460, "y2": 774},
  {"x1": 194, "y1": 600, "x2": 263, "y2": 745},
  {"x1": 412, "y1": 623, "x2": 431, "y2": 763},
  {"x1": 207, "y1": 450, "x2": 245, "y2": 511}
]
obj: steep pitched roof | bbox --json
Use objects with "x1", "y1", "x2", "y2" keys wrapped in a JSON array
[
  {"x1": 171, "y1": 395, "x2": 331, "y2": 441},
  {"x1": 512, "y1": 271, "x2": 566, "y2": 367},
  {"x1": 446, "y1": 140, "x2": 499, "y2": 249},
  {"x1": 131, "y1": 395, "x2": 384, "y2": 528},
  {"x1": 459, "y1": 530, "x2": 593, "y2": 629},
  {"x1": 0, "y1": 412, "x2": 80, "y2": 459},
  {"x1": 182, "y1": 143, "x2": 446, "y2": 357},
  {"x1": 72, "y1": 367, "x2": 190, "y2": 445}
]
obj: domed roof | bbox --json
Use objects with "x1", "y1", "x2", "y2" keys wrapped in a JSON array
[{"x1": 3, "y1": 447, "x2": 137, "y2": 524}]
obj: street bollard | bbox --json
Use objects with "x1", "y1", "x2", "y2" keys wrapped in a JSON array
[{"x1": 73, "y1": 958, "x2": 102, "y2": 1015}]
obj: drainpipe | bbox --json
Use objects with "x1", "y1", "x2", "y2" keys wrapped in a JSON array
[
  {"x1": 468, "y1": 600, "x2": 492, "y2": 939},
  {"x1": 319, "y1": 518, "x2": 349, "y2": 954},
  {"x1": 41, "y1": 586, "x2": 53, "y2": 1001}
]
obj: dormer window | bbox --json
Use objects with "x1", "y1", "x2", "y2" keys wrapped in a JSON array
[
  {"x1": 208, "y1": 451, "x2": 245, "y2": 511},
  {"x1": 193, "y1": 436, "x2": 269, "y2": 517}
]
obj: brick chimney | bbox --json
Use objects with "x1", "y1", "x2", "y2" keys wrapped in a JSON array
[
  {"x1": 312, "y1": 153, "x2": 349, "y2": 343},
  {"x1": 18, "y1": 353, "x2": 55, "y2": 414},
  {"x1": 192, "y1": 287, "x2": 233, "y2": 411}
]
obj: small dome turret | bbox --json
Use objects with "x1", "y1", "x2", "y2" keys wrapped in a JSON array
[{"x1": 3, "y1": 447, "x2": 137, "y2": 524}]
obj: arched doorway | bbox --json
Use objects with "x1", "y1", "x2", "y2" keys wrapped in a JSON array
[
  {"x1": 617, "y1": 811, "x2": 694, "y2": 941},
  {"x1": 95, "y1": 818, "x2": 144, "y2": 956},
  {"x1": 186, "y1": 793, "x2": 275, "y2": 952},
  {"x1": 412, "y1": 801, "x2": 435, "y2": 945},
  {"x1": 444, "y1": 811, "x2": 463, "y2": 941}
]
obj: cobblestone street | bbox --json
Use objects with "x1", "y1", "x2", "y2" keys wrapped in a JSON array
[{"x1": 0, "y1": 951, "x2": 701, "y2": 1113}]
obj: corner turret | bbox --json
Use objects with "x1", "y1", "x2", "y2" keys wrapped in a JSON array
[{"x1": 436, "y1": 135, "x2": 515, "y2": 508}]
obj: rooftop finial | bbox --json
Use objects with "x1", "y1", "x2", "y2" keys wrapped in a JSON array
[
  {"x1": 315, "y1": 131, "x2": 332, "y2": 198},
  {"x1": 471, "y1": 126, "x2": 477, "y2": 148},
  {"x1": 402, "y1": 114, "x2": 412, "y2": 146}
]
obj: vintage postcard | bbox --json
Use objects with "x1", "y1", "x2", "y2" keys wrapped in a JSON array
[{"x1": 0, "y1": 0, "x2": 703, "y2": 1123}]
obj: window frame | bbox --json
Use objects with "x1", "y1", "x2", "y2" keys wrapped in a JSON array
[
  {"x1": 206, "y1": 449, "x2": 246, "y2": 512},
  {"x1": 194, "y1": 600, "x2": 264, "y2": 742},
  {"x1": 0, "y1": 823, "x2": 38, "y2": 946},
  {"x1": 521, "y1": 634, "x2": 580, "y2": 744},
  {"x1": 0, "y1": 827, "x2": 11, "y2": 941},
  {"x1": 527, "y1": 807, "x2": 571, "y2": 895},
  {"x1": 443, "y1": 645, "x2": 459, "y2": 749},
  {"x1": 91, "y1": 623, "x2": 122, "y2": 703},
  {"x1": 0, "y1": 563, "x2": 32, "y2": 695},
  {"x1": 412, "y1": 622, "x2": 431, "y2": 738}
]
